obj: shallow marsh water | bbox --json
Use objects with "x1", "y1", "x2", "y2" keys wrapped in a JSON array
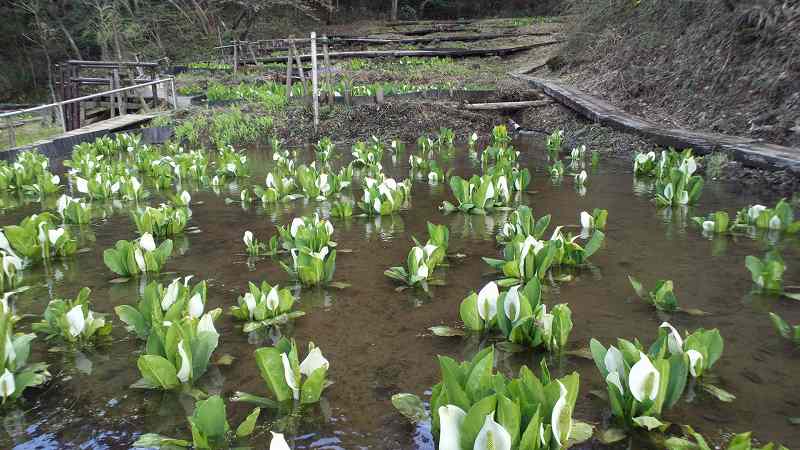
[{"x1": 1, "y1": 135, "x2": 799, "y2": 449}]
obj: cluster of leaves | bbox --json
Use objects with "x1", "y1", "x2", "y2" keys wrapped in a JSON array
[
  {"x1": 459, "y1": 279, "x2": 572, "y2": 353},
  {"x1": 233, "y1": 338, "x2": 330, "y2": 407},
  {"x1": 278, "y1": 215, "x2": 337, "y2": 287},
  {"x1": 393, "y1": 347, "x2": 588, "y2": 450},
  {"x1": 133, "y1": 395, "x2": 260, "y2": 448},
  {"x1": 0, "y1": 307, "x2": 50, "y2": 404},
  {"x1": 103, "y1": 233, "x2": 173, "y2": 278},
  {"x1": 745, "y1": 250, "x2": 800, "y2": 300},
  {"x1": 589, "y1": 323, "x2": 729, "y2": 437},
  {"x1": 1, "y1": 213, "x2": 77, "y2": 263},
  {"x1": 0, "y1": 151, "x2": 62, "y2": 198},
  {"x1": 230, "y1": 281, "x2": 305, "y2": 333},
  {"x1": 32, "y1": 287, "x2": 111, "y2": 347}
]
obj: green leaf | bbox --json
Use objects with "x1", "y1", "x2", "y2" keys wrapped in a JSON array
[
  {"x1": 566, "y1": 421, "x2": 594, "y2": 447},
  {"x1": 628, "y1": 275, "x2": 646, "y2": 299},
  {"x1": 132, "y1": 433, "x2": 191, "y2": 448},
  {"x1": 460, "y1": 395, "x2": 497, "y2": 449},
  {"x1": 598, "y1": 428, "x2": 627, "y2": 444},
  {"x1": 583, "y1": 230, "x2": 605, "y2": 258},
  {"x1": 193, "y1": 395, "x2": 228, "y2": 440},
  {"x1": 633, "y1": 416, "x2": 664, "y2": 430},
  {"x1": 235, "y1": 407, "x2": 261, "y2": 438},
  {"x1": 253, "y1": 348, "x2": 292, "y2": 402},
  {"x1": 700, "y1": 383, "x2": 736, "y2": 402},
  {"x1": 429, "y1": 326, "x2": 466, "y2": 337},
  {"x1": 115, "y1": 305, "x2": 148, "y2": 339},
  {"x1": 391, "y1": 393, "x2": 428, "y2": 423},
  {"x1": 300, "y1": 367, "x2": 327, "y2": 404},
  {"x1": 137, "y1": 355, "x2": 180, "y2": 390}
]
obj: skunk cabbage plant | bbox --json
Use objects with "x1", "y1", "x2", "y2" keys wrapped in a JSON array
[
  {"x1": 654, "y1": 154, "x2": 704, "y2": 207},
  {"x1": 134, "y1": 308, "x2": 222, "y2": 390},
  {"x1": 132, "y1": 203, "x2": 190, "y2": 238},
  {"x1": 734, "y1": 199, "x2": 800, "y2": 233},
  {"x1": 665, "y1": 426, "x2": 788, "y2": 450},
  {"x1": 2, "y1": 213, "x2": 77, "y2": 262},
  {"x1": 0, "y1": 307, "x2": 50, "y2": 404},
  {"x1": 579, "y1": 209, "x2": 608, "y2": 231},
  {"x1": 56, "y1": 195, "x2": 92, "y2": 225},
  {"x1": 32, "y1": 287, "x2": 111, "y2": 346},
  {"x1": 628, "y1": 276, "x2": 679, "y2": 313},
  {"x1": 359, "y1": 176, "x2": 410, "y2": 216},
  {"x1": 393, "y1": 347, "x2": 586, "y2": 450},
  {"x1": 497, "y1": 207, "x2": 551, "y2": 244},
  {"x1": 133, "y1": 395, "x2": 260, "y2": 448},
  {"x1": 103, "y1": 233, "x2": 173, "y2": 277},
  {"x1": 233, "y1": 338, "x2": 330, "y2": 406},
  {"x1": 745, "y1": 251, "x2": 800, "y2": 300},
  {"x1": 384, "y1": 244, "x2": 445, "y2": 289},
  {"x1": 633, "y1": 151, "x2": 657, "y2": 177},
  {"x1": 278, "y1": 216, "x2": 337, "y2": 286},
  {"x1": 441, "y1": 175, "x2": 497, "y2": 215},
  {"x1": 230, "y1": 282, "x2": 305, "y2": 332},
  {"x1": 115, "y1": 278, "x2": 208, "y2": 340},
  {"x1": 768, "y1": 313, "x2": 800, "y2": 347}
]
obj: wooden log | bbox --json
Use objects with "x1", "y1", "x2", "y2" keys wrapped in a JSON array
[
  {"x1": 512, "y1": 73, "x2": 800, "y2": 173},
  {"x1": 330, "y1": 32, "x2": 553, "y2": 46},
  {"x1": 464, "y1": 100, "x2": 553, "y2": 111},
  {"x1": 253, "y1": 42, "x2": 561, "y2": 64},
  {"x1": 291, "y1": 40, "x2": 308, "y2": 97},
  {"x1": 285, "y1": 44, "x2": 294, "y2": 96},
  {"x1": 311, "y1": 32, "x2": 319, "y2": 133}
]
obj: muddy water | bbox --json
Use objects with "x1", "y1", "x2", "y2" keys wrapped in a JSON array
[{"x1": 1, "y1": 136, "x2": 799, "y2": 449}]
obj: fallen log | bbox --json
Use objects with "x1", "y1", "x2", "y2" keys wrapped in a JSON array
[
  {"x1": 387, "y1": 19, "x2": 473, "y2": 26},
  {"x1": 333, "y1": 32, "x2": 554, "y2": 46},
  {"x1": 511, "y1": 73, "x2": 800, "y2": 173},
  {"x1": 464, "y1": 100, "x2": 553, "y2": 111},
  {"x1": 251, "y1": 42, "x2": 562, "y2": 64}
]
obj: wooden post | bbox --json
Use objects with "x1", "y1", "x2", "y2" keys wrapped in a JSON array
[
  {"x1": 233, "y1": 39, "x2": 239, "y2": 76},
  {"x1": 311, "y1": 32, "x2": 319, "y2": 133},
  {"x1": 170, "y1": 78, "x2": 178, "y2": 110},
  {"x1": 376, "y1": 85, "x2": 384, "y2": 104},
  {"x1": 71, "y1": 64, "x2": 80, "y2": 129},
  {"x1": 322, "y1": 34, "x2": 333, "y2": 106},
  {"x1": 285, "y1": 41, "x2": 294, "y2": 97},
  {"x1": 111, "y1": 68, "x2": 119, "y2": 117},
  {"x1": 344, "y1": 81, "x2": 351, "y2": 107},
  {"x1": 248, "y1": 42, "x2": 258, "y2": 67},
  {"x1": 5, "y1": 117, "x2": 15, "y2": 148},
  {"x1": 151, "y1": 67, "x2": 159, "y2": 109},
  {"x1": 291, "y1": 40, "x2": 307, "y2": 97}
]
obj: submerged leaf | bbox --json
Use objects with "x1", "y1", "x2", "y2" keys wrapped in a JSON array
[
  {"x1": 391, "y1": 393, "x2": 428, "y2": 423},
  {"x1": 598, "y1": 428, "x2": 627, "y2": 444},
  {"x1": 429, "y1": 326, "x2": 466, "y2": 337},
  {"x1": 700, "y1": 383, "x2": 736, "y2": 402}
]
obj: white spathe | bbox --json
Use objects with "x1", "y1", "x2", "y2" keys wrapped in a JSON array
[
  {"x1": 504, "y1": 285, "x2": 521, "y2": 322},
  {"x1": 702, "y1": 221, "x2": 715, "y2": 232},
  {"x1": 629, "y1": 352, "x2": 661, "y2": 402},
  {"x1": 243, "y1": 293, "x2": 257, "y2": 319},
  {"x1": 48, "y1": 228, "x2": 65, "y2": 245},
  {"x1": 0, "y1": 368, "x2": 15, "y2": 398},
  {"x1": 477, "y1": 282, "x2": 499, "y2": 322},
  {"x1": 281, "y1": 353, "x2": 300, "y2": 400},
  {"x1": 580, "y1": 211, "x2": 593, "y2": 229},
  {"x1": 180, "y1": 191, "x2": 191, "y2": 205},
  {"x1": 749, "y1": 204, "x2": 767, "y2": 221},
  {"x1": 769, "y1": 215, "x2": 782, "y2": 230},
  {"x1": 551, "y1": 380, "x2": 572, "y2": 447},
  {"x1": 269, "y1": 432, "x2": 291, "y2": 450},
  {"x1": 438, "y1": 405, "x2": 466, "y2": 450},
  {"x1": 660, "y1": 322, "x2": 684, "y2": 355},
  {"x1": 161, "y1": 279, "x2": 181, "y2": 311},
  {"x1": 188, "y1": 293, "x2": 204, "y2": 319},
  {"x1": 473, "y1": 413, "x2": 512, "y2": 450},
  {"x1": 243, "y1": 230, "x2": 254, "y2": 246},
  {"x1": 66, "y1": 304, "x2": 86, "y2": 337},
  {"x1": 266, "y1": 286, "x2": 280, "y2": 311},
  {"x1": 139, "y1": 233, "x2": 156, "y2": 252},
  {"x1": 197, "y1": 313, "x2": 218, "y2": 336},
  {"x1": 299, "y1": 347, "x2": 329, "y2": 377},
  {"x1": 686, "y1": 349, "x2": 704, "y2": 377},
  {"x1": 604, "y1": 346, "x2": 626, "y2": 380},
  {"x1": 176, "y1": 340, "x2": 191, "y2": 383},
  {"x1": 134, "y1": 248, "x2": 146, "y2": 272},
  {"x1": 290, "y1": 218, "x2": 305, "y2": 237}
]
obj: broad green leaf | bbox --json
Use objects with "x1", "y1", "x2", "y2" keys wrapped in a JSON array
[
  {"x1": 137, "y1": 355, "x2": 180, "y2": 390},
  {"x1": 235, "y1": 407, "x2": 261, "y2": 438},
  {"x1": 391, "y1": 393, "x2": 428, "y2": 423}
]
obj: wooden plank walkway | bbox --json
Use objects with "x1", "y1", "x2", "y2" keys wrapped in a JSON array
[
  {"x1": 1, "y1": 113, "x2": 165, "y2": 161},
  {"x1": 511, "y1": 74, "x2": 800, "y2": 173}
]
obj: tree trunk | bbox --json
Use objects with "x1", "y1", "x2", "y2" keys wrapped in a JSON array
[
  {"x1": 391, "y1": 0, "x2": 398, "y2": 21},
  {"x1": 58, "y1": 19, "x2": 82, "y2": 59}
]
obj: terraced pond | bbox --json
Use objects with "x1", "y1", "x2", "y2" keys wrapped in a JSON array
[{"x1": 0, "y1": 133, "x2": 798, "y2": 449}]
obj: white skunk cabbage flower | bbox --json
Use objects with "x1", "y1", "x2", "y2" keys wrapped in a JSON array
[
  {"x1": 269, "y1": 432, "x2": 291, "y2": 450},
  {"x1": 0, "y1": 369, "x2": 15, "y2": 399},
  {"x1": 477, "y1": 282, "x2": 499, "y2": 322},
  {"x1": 66, "y1": 304, "x2": 86, "y2": 337},
  {"x1": 551, "y1": 380, "x2": 572, "y2": 447},
  {"x1": 176, "y1": 340, "x2": 191, "y2": 383},
  {"x1": 629, "y1": 352, "x2": 660, "y2": 402},
  {"x1": 139, "y1": 233, "x2": 156, "y2": 252},
  {"x1": 438, "y1": 405, "x2": 466, "y2": 450},
  {"x1": 474, "y1": 414, "x2": 512, "y2": 450}
]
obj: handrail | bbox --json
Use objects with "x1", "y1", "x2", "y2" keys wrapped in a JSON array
[{"x1": 0, "y1": 77, "x2": 175, "y2": 119}]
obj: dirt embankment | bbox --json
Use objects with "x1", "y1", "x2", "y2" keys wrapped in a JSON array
[{"x1": 551, "y1": 0, "x2": 800, "y2": 148}]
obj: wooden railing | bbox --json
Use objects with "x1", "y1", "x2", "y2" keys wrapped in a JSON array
[{"x1": 0, "y1": 77, "x2": 176, "y2": 149}]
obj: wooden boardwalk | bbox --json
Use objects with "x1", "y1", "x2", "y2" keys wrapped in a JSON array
[
  {"x1": 512, "y1": 74, "x2": 800, "y2": 173},
  {"x1": 1, "y1": 113, "x2": 165, "y2": 161}
]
